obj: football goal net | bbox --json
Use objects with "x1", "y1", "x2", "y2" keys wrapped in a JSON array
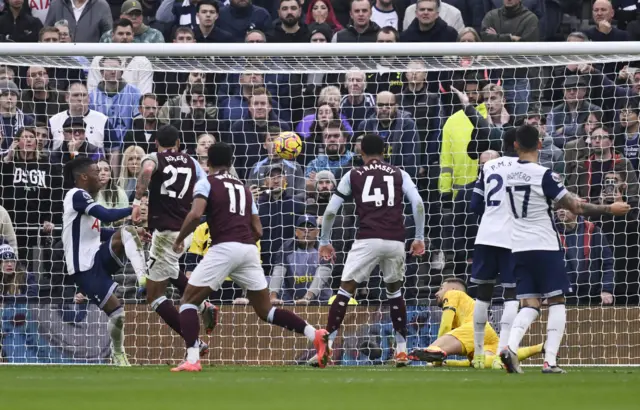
[{"x1": 0, "y1": 41, "x2": 638, "y2": 366}]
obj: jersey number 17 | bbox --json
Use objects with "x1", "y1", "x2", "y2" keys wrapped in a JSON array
[{"x1": 486, "y1": 174, "x2": 530, "y2": 218}]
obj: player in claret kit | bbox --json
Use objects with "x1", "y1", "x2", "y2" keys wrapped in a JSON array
[
  {"x1": 468, "y1": 129, "x2": 520, "y2": 369},
  {"x1": 170, "y1": 142, "x2": 328, "y2": 372},
  {"x1": 130, "y1": 125, "x2": 218, "y2": 357},
  {"x1": 318, "y1": 133, "x2": 426, "y2": 368},
  {"x1": 408, "y1": 278, "x2": 544, "y2": 369},
  {"x1": 62, "y1": 157, "x2": 150, "y2": 366},
  {"x1": 501, "y1": 125, "x2": 631, "y2": 374}
]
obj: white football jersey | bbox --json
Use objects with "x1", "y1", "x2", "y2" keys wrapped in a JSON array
[
  {"x1": 505, "y1": 160, "x2": 568, "y2": 252},
  {"x1": 473, "y1": 157, "x2": 516, "y2": 249},
  {"x1": 62, "y1": 188, "x2": 102, "y2": 275}
]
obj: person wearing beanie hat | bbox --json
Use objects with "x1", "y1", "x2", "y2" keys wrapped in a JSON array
[
  {"x1": 0, "y1": 242, "x2": 29, "y2": 296},
  {"x1": 0, "y1": 80, "x2": 34, "y2": 155},
  {"x1": 308, "y1": 22, "x2": 333, "y2": 42}
]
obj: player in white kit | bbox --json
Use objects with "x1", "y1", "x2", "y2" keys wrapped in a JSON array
[
  {"x1": 469, "y1": 140, "x2": 519, "y2": 370},
  {"x1": 500, "y1": 125, "x2": 630, "y2": 374}
]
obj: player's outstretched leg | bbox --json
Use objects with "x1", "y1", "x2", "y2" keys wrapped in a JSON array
[
  {"x1": 472, "y1": 283, "x2": 494, "y2": 369},
  {"x1": 102, "y1": 296, "x2": 130, "y2": 367},
  {"x1": 542, "y1": 298, "x2": 567, "y2": 374},
  {"x1": 409, "y1": 335, "x2": 463, "y2": 364},
  {"x1": 172, "y1": 284, "x2": 213, "y2": 372},
  {"x1": 386, "y1": 282, "x2": 409, "y2": 367},
  {"x1": 501, "y1": 302, "x2": 540, "y2": 374},
  {"x1": 247, "y1": 288, "x2": 328, "y2": 365},
  {"x1": 171, "y1": 272, "x2": 219, "y2": 335},
  {"x1": 120, "y1": 226, "x2": 149, "y2": 281}
]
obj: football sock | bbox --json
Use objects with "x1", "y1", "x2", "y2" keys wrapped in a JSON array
[
  {"x1": 267, "y1": 307, "x2": 316, "y2": 342},
  {"x1": 473, "y1": 299, "x2": 491, "y2": 356},
  {"x1": 179, "y1": 304, "x2": 200, "y2": 363},
  {"x1": 121, "y1": 226, "x2": 148, "y2": 282},
  {"x1": 545, "y1": 304, "x2": 566, "y2": 366},
  {"x1": 152, "y1": 296, "x2": 182, "y2": 337},
  {"x1": 327, "y1": 331, "x2": 337, "y2": 350},
  {"x1": 518, "y1": 343, "x2": 544, "y2": 361},
  {"x1": 499, "y1": 300, "x2": 519, "y2": 352},
  {"x1": 170, "y1": 273, "x2": 206, "y2": 313},
  {"x1": 108, "y1": 307, "x2": 125, "y2": 354},
  {"x1": 507, "y1": 306, "x2": 539, "y2": 353},
  {"x1": 326, "y1": 288, "x2": 352, "y2": 334},
  {"x1": 388, "y1": 290, "x2": 408, "y2": 354}
]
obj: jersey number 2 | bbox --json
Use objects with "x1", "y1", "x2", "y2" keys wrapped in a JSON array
[
  {"x1": 161, "y1": 165, "x2": 192, "y2": 199},
  {"x1": 362, "y1": 175, "x2": 395, "y2": 207},
  {"x1": 506, "y1": 185, "x2": 531, "y2": 218},
  {"x1": 486, "y1": 174, "x2": 503, "y2": 207},
  {"x1": 223, "y1": 182, "x2": 246, "y2": 216}
]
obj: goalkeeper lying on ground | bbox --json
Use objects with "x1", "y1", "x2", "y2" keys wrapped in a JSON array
[{"x1": 408, "y1": 278, "x2": 543, "y2": 369}]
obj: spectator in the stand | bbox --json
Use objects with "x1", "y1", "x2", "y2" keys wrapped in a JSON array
[
  {"x1": 546, "y1": 75, "x2": 601, "y2": 149},
  {"x1": 616, "y1": 102, "x2": 640, "y2": 169},
  {"x1": 245, "y1": 28, "x2": 267, "y2": 42},
  {"x1": 564, "y1": 110, "x2": 603, "y2": 178},
  {"x1": 49, "y1": 82, "x2": 108, "y2": 152},
  {"x1": 123, "y1": 93, "x2": 160, "y2": 153},
  {"x1": 0, "y1": 67, "x2": 15, "y2": 83},
  {"x1": 100, "y1": 0, "x2": 164, "y2": 43},
  {"x1": 50, "y1": 116, "x2": 104, "y2": 164},
  {"x1": 332, "y1": 0, "x2": 381, "y2": 42},
  {"x1": 484, "y1": 0, "x2": 546, "y2": 39},
  {"x1": 398, "y1": 60, "x2": 441, "y2": 166},
  {"x1": 230, "y1": 88, "x2": 289, "y2": 179},
  {"x1": 19, "y1": 66, "x2": 68, "y2": 126},
  {"x1": 45, "y1": 0, "x2": 113, "y2": 43},
  {"x1": 154, "y1": 0, "x2": 199, "y2": 31},
  {"x1": 192, "y1": 0, "x2": 235, "y2": 43},
  {"x1": 217, "y1": 0, "x2": 273, "y2": 42},
  {"x1": 117, "y1": 145, "x2": 145, "y2": 201},
  {"x1": 34, "y1": 123, "x2": 49, "y2": 154},
  {"x1": 400, "y1": 0, "x2": 458, "y2": 42},
  {"x1": 403, "y1": 0, "x2": 465, "y2": 32},
  {"x1": 566, "y1": 125, "x2": 639, "y2": 202},
  {"x1": 454, "y1": 83, "x2": 513, "y2": 160},
  {"x1": 172, "y1": 83, "x2": 218, "y2": 154},
  {"x1": 481, "y1": 0, "x2": 538, "y2": 117},
  {"x1": 89, "y1": 56, "x2": 142, "y2": 171},
  {"x1": 521, "y1": 109, "x2": 565, "y2": 174},
  {"x1": 38, "y1": 26, "x2": 60, "y2": 42},
  {"x1": 305, "y1": 0, "x2": 343, "y2": 32},
  {"x1": 256, "y1": 164, "x2": 303, "y2": 274},
  {"x1": 439, "y1": 74, "x2": 486, "y2": 198},
  {"x1": 193, "y1": 133, "x2": 240, "y2": 177},
  {"x1": 0, "y1": 205, "x2": 18, "y2": 250},
  {"x1": 585, "y1": 0, "x2": 631, "y2": 42},
  {"x1": 556, "y1": 207, "x2": 615, "y2": 305},
  {"x1": 340, "y1": 69, "x2": 376, "y2": 130},
  {"x1": 53, "y1": 19, "x2": 71, "y2": 42},
  {"x1": 369, "y1": 0, "x2": 405, "y2": 31},
  {"x1": 358, "y1": 91, "x2": 419, "y2": 177},
  {"x1": 0, "y1": 80, "x2": 34, "y2": 155},
  {"x1": 306, "y1": 120, "x2": 354, "y2": 188},
  {"x1": 89, "y1": 19, "x2": 154, "y2": 95},
  {"x1": 0, "y1": 243, "x2": 36, "y2": 296},
  {"x1": 444, "y1": 0, "x2": 484, "y2": 30},
  {"x1": 0, "y1": 0, "x2": 44, "y2": 43},
  {"x1": 0, "y1": 127, "x2": 63, "y2": 260},
  {"x1": 269, "y1": 215, "x2": 332, "y2": 304},
  {"x1": 249, "y1": 126, "x2": 305, "y2": 193},
  {"x1": 364, "y1": 28, "x2": 404, "y2": 95},
  {"x1": 269, "y1": 0, "x2": 310, "y2": 42},
  {"x1": 158, "y1": 70, "x2": 210, "y2": 124},
  {"x1": 96, "y1": 159, "x2": 129, "y2": 216}
]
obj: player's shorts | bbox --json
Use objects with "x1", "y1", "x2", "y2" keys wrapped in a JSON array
[
  {"x1": 73, "y1": 237, "x2": 125, "y2": 309},
  {"x1": 147, "y1": 230, "x2": 192, "y2": 282},
  {"x1": 189, "y1": 242, "x2": 268, "y2": 291},
  {"x1": 470, "y1": 244, "x2": 516, "y2": 288},
  {"x1": 513, "y1": 250, "x2": 571, "y2": 299},
  {"x1": 447, "y1": 322, "x2": 499, "y2": 357},
  {"x1": 342, "y1": 238, "x2": 406, "y2": 284}
]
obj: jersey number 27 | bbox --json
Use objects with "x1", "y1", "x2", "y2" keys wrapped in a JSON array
[
  {"x1": 362, "y1": 175, "x2": 395, "y2": 207},
  {"x1": 161, "y1": 165, "x2": 192, "y2": 199}
]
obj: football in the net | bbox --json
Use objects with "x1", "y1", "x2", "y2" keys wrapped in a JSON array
[{"x1": 274, "y1": 132, "x2": 302, "y2": 160}]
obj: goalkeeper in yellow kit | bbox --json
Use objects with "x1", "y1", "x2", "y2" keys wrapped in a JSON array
[{"x1": 408, "y1": 278, "x2": 543, "y2": 369}]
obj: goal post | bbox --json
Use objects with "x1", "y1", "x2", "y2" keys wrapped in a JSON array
[{"x1": 0, "y1": 42, "x2": 638, "y2": 366}]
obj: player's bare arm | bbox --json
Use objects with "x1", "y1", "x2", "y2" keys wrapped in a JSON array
[
  {"x1": 556, "y1": 192, "x2": 630, "y2": 217},
  {"x1": 173, "y1": 197, "x2": 207, "y2": 253},
  {"x1": 132, "y1": 160, "x2": 155, "y2": 224},
  {"x1": 251, "y1": 214, "x2": 263, "y2": 241}
]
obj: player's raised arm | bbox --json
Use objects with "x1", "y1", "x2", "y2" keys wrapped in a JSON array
[
  {"x1": 174, "y1": 179, "x2": 209, "y2": 253},
  {"x1": 401, "y1": 170, "x2": 425, "y2": 256},
  {"x1": 132, "y1": 155, "x2": 156, "y2": 224}
]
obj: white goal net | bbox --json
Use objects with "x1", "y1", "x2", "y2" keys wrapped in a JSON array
[{"x1": 0, "y1": 42, "x2": 638, "y2": 366}]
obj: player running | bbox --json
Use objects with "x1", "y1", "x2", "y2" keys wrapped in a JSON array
[
  {"x1": 62, "y1": 157, "x2": 150, "y2": 366},
  {"x1": 318, "y1": 133, "x2": 425, "y2": 368},
  {"x1": 170, "y1": 142, "x2": 328, "y2": 372},
  {"x1": 130, "y1": 125, "x2": 217, "y2": 356},
  {"x1": 468, "y1": 132, "x2": 520, "y2": 369},
  {"x1": 407, "y1": 278, "x2": 543, "y2": 369},
  {"x1": 501, "y1": 124, "x2": 630, "y2": 374}
]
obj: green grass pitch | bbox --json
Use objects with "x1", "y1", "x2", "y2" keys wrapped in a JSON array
[{"x1": 0, "y1": 366, "x2": 637, "y2": 410}]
